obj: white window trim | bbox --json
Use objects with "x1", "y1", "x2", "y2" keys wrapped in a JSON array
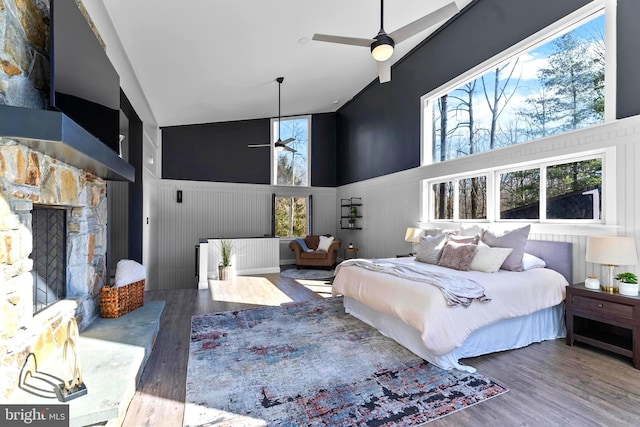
[
  {"x1": 420, "y1": 0, "x2": 615, "y2": 166},
  {"x1": 424, "y1": 148, "x2": 613, "y2": 227},
  {"x1": 271, "y1": 115, "x2": 312, "y2": 187}
]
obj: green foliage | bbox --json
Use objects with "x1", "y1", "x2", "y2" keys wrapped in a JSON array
[
  {"x1": 615, "y1": 272, "x2": 638, "y2": 284},
  {"x1": 274, "y1": 196, "x2": 307, "y2": 238},
  {"x1": 219, "y1": 239, "x2": 233, "y2": 266}
]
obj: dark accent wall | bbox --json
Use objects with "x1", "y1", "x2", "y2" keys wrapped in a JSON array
[
  {"x1": 162, "y1": 113, "x2": 338, "y2": 186},
  {"x1": 162, "y1": 119, "x2": 271, "y2": 184},
  {"x1": 311, "y1": 112, "x2": 337, "y2": 187},
  {"x1": 617, "y1": 0, "x2": 640, "y2": 119},
  {"x1": 120, "y1": 90, "x2": 143, "y2": 263},
  {"x1": 336, "y1": 0, "x2": 595, "y2": 185}
]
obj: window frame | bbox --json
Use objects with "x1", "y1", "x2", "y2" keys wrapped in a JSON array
[
  {"x1": 271, "y1": 115, "x2": 312, "y2": 187},
  {"x1": 273, "y1": 194, "x2": 311, "y2": 238},
  {"x1": 420, "y1": 0, "x2": 615, "y2": 167},
  {"x1": 424, "y1": 150, "x2": 612, "y2": 225}
]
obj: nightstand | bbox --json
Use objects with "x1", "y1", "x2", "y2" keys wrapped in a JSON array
[
  {"x1": 344, "y1": 247, "x2": 359, "y2": 260},
  {"x1": 566, "y1": 284, "x2": 640, "y2": 369}
]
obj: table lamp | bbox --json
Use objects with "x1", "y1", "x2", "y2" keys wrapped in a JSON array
[
  {"x1": 585, "y1": 236, "x2": 638, "y2": 293},
  {"x1": 404, "y1": 227, "x2": 424, "y2": 255}
]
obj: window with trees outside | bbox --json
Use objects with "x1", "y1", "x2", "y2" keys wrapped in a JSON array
[
  {"x1": 272, "y1": 116, "x2": 311, "y2": 186},
  {"x1": 425, "y1": 12, "x2": 605, "y2": 163},
  {"x1": 274, "y1": 196, "x2": 308, "y2": 238},
  {"x1": 430, "y1": 155, "x2": 603, "y2": 222}
]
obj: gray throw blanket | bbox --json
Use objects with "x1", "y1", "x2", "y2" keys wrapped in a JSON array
[{"x1": 338, "y1": 259, "x2": 491, "y2": 307}]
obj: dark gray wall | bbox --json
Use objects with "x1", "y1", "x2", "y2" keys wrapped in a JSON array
[
  {"x1": 311, "y1": 112, "x2": 337, "y2": 187},
  {"x1": 162, "y1": 118, "x2": 271, "y2": 184},
  {"x1": 617, "y1": 0, "x2": 640, "y2": 119},
  {"x1": 337, "y1": 0, "x2": 610, "y2": 185},
  {"x1": 162, "y1": 113, "x2": 338, "y2": 186}
]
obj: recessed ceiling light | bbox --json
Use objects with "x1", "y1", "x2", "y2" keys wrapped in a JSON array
[{"x1": 298, "y1": 37, "x2": 309, "y2": 45}]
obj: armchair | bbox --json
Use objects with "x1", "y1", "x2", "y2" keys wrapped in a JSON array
[{"x1": 289, "y1": 234, "x2": 342, "y2": 269}]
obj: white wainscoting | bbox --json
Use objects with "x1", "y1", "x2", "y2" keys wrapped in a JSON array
[
  {"x1": 198, "y1": 238, "x2": 280, "y2": 289},
  {"x1": 155, "y1": 180, "x2": 336, "y2": 290},
  {"x1": 337, "y1": 115, "x2": 640, "y2": 285}
]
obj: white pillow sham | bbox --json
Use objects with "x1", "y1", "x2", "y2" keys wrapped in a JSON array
[
  {"x1": 522, "y1": 252, "x2": 547, "y2": 270},
  {"x1": 469, "y1": 243, "x2": 513, "y2": 273}
]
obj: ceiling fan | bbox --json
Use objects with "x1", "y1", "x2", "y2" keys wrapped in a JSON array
[
  {"x1": 248, "y1": 77, "x2": 296, "y2": 153},
  {"x1": 312, "y1": 0, "x2": 458, "y2": 83}
]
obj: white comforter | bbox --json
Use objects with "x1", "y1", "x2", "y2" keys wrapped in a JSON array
[{"x1": 332, "y1": 257, "x2": 568, "y2": 356}]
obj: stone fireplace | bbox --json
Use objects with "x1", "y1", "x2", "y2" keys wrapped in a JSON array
[{"x1": 0, "y1": 139, "x2": 108, "y2": 399}]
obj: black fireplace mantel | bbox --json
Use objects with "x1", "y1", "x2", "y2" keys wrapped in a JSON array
[{"x1": 0, "y1": 105, "x2": 134, "y2": 182}]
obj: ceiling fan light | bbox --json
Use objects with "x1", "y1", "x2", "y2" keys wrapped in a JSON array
[{"x1": 371, "y1": 34, "x2": 394, "y2": 61}]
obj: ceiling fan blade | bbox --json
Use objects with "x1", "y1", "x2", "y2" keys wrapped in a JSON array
[
  {"x1": 389, "y1": 2, "x2": 458, "y2": 44},
  {"x1": 248, "y1": 144, "x2": 270, "y2": 148},
  {"x1": 378, "y1": 60, "x2": 391, "y2": 83},
  {"x1": 312, "y1": 33, "x2": 373, "y2": 47},
  {"x1": 281, "y1": 137, "x2": 295, "y2": 145},
  {"x1": 283, "y1": 145, "x2": 297, "y2": 153}
]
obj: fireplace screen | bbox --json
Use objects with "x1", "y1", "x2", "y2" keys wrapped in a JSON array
[{"x1": 31, "y1": 206, "x2": 67, "y2": 314}]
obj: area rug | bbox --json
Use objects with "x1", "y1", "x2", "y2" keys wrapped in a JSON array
[
  {"x1": 280, "y1": 268, "x2": 334, "y2": 281},
  {"x1": 185, "y1": 297, "x2": 508, "y2": 427}
]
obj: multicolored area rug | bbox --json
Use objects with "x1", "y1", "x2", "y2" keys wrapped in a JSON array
[
  {"x1": 279, "y1": 268, "x2": 334, "y2": 281},
  {"x1": 184, "y1": 297, "x2": 508, "y2": 426}
]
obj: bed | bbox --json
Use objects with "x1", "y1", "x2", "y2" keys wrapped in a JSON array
[{"x1": 332, "y1": 239, "x2": 572, "y2": 373}]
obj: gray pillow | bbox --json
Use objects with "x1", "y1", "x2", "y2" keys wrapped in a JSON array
[
  {"x1": 438, "y1": 241, "x2": 478, "y2": 271},
  {"x1": 415, "y1": 234, "x2": 448, "y2": 264},
  {"x1": 481, "y1": 225, "x2": 531, "y2": 271}
]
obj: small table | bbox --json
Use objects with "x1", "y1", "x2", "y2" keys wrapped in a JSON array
[
  {"x1": 344, "y1": 247, "x2": 359, "y2": 260},
  {"x1": 566, "y1": 283, "x2": 640, "y2": 369}
]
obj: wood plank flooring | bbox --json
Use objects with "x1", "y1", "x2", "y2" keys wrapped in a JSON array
[{"x1": 122, "y1": 273, "x2": 640, "y2": 426}]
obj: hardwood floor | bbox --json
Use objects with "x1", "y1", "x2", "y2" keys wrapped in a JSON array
[{"x1": 122, "y1": 273, "x2": 640, "y2": 426}]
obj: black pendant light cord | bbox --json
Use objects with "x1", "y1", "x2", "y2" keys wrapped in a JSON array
[
  {"x1": 277, "y1": 77, "x2": 284, "y2": 142},
  {"x1": 380, "y1": 0, "x2": 384, "y2": 32}
]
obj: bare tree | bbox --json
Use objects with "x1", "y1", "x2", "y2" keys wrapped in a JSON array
[{"x1": 481, "y1": 60, "x2": 521, "y2": 150}]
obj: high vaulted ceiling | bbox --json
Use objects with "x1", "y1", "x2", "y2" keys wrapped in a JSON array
[{"x1": 101, "y1": 0, "x2": 470, "y2": 127}]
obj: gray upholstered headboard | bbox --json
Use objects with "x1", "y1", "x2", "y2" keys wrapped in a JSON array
[{"x1": 524, "y1": 240, "x2": 573, "y2": 284}]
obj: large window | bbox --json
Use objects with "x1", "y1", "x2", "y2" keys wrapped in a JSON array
[
  {"x1": 274, "y1": 196, "x2": 309, "y2": 238},
  {"x1": 272, "y1": 116, "x2": 311, "y2": 186},
  {"x1": 429, "y1": 155, "x2": 603, "y2": 223},
  {"x1": 425, "y1": 11, "x2": 606, "y2": 164}
]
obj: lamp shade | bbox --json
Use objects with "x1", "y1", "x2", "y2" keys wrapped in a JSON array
[
  {"x1": 586, "y1": 236, "x2": 638, "y2": 266},
  {"x1": 404, "y1": 227, "x2": 424, "y2": 243}
]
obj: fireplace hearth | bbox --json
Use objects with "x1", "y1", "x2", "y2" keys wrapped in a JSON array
[{"x1": 0, "y1": 139, "x2": 108, "y2": 399}]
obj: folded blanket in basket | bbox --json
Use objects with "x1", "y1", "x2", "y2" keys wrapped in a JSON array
[{"x1": 115, "y1": 259, "x2": 146, "y2": 287}]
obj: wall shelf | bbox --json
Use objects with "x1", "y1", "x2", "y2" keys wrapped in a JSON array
[{"x1": 340, "y1": 197, "x2": 362, "y2": 230}]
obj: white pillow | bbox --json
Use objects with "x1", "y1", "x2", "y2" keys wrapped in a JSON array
[
  {"x1": 470, "y1": 243, "x2": 513, "y2": 273},
  {"x1": 317, "y1": 235, "x2": 335, "y2": 252},
  {"x1": 522, "y1": 252, "x2": 547, "y2": 270},
  {"x1": 115, "y1": 259, "x2": 146, "y2": 287}
]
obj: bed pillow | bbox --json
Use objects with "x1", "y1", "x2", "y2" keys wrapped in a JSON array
[
  {"x1": 522, "y1": 252, "x2": 547, "y2": 270},
  {"x1": 449, "y1": 234, "x2": 479, "y2": 244},
  {"x1": 317, "y1": 235, "x2": 334, "y2": 252},
  {"x1": 481, "y1": 225, "x2": 531, "y2": 272},
  {"x1": 458, "y1": 224, "x2": 484, "y2": 237},
  {"x1": 438, "y1": 241, "x2": 478, "y2": 271},
  {"x1": 415, "y1": 234, "x2": 448, "y2": 264},
  {"x1": 470, "y1": 242, "x2": 513, "y2": 273}
]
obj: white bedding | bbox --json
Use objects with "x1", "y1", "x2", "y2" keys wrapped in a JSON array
[{"x1": 332, "y1": 257, "x2": 569, "y2": 357}]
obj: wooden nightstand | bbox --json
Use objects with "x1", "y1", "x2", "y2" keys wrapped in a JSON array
[
  {"x1": 566, "y1": 284, "x2": 640, "y2": 369},
  {"x1": 344, "y1": 247, "x2": 359, "y2": 260}
]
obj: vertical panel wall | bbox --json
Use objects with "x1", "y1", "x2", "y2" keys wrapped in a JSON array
[
  {"x1": 336, "y1": 115, "x2": 640, "y2": 285},
  {"x1": 155, "y1": 180, "x2": 336, "y2": 290}
]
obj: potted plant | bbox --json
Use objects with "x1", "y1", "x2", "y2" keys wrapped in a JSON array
[
  {"x1": 616, "y1": 272, "x2": 638, "y2": 296},
  {"x1": 218, "y1": 239, "x2": 235, "y2": 280}
]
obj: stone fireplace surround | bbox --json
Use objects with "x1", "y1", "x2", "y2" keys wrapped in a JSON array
[{"x1": 0, "y1": 138, "x2": 108, "y2": 399}]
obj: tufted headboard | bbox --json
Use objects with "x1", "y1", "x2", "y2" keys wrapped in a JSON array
[{"x1": 524, "y1": 240, "x2": 573, "y2": 284}]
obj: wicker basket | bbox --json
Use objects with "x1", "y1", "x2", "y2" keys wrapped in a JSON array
[{"x1": 100, "y1": 279, "x2": 145, "y2": 318}]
